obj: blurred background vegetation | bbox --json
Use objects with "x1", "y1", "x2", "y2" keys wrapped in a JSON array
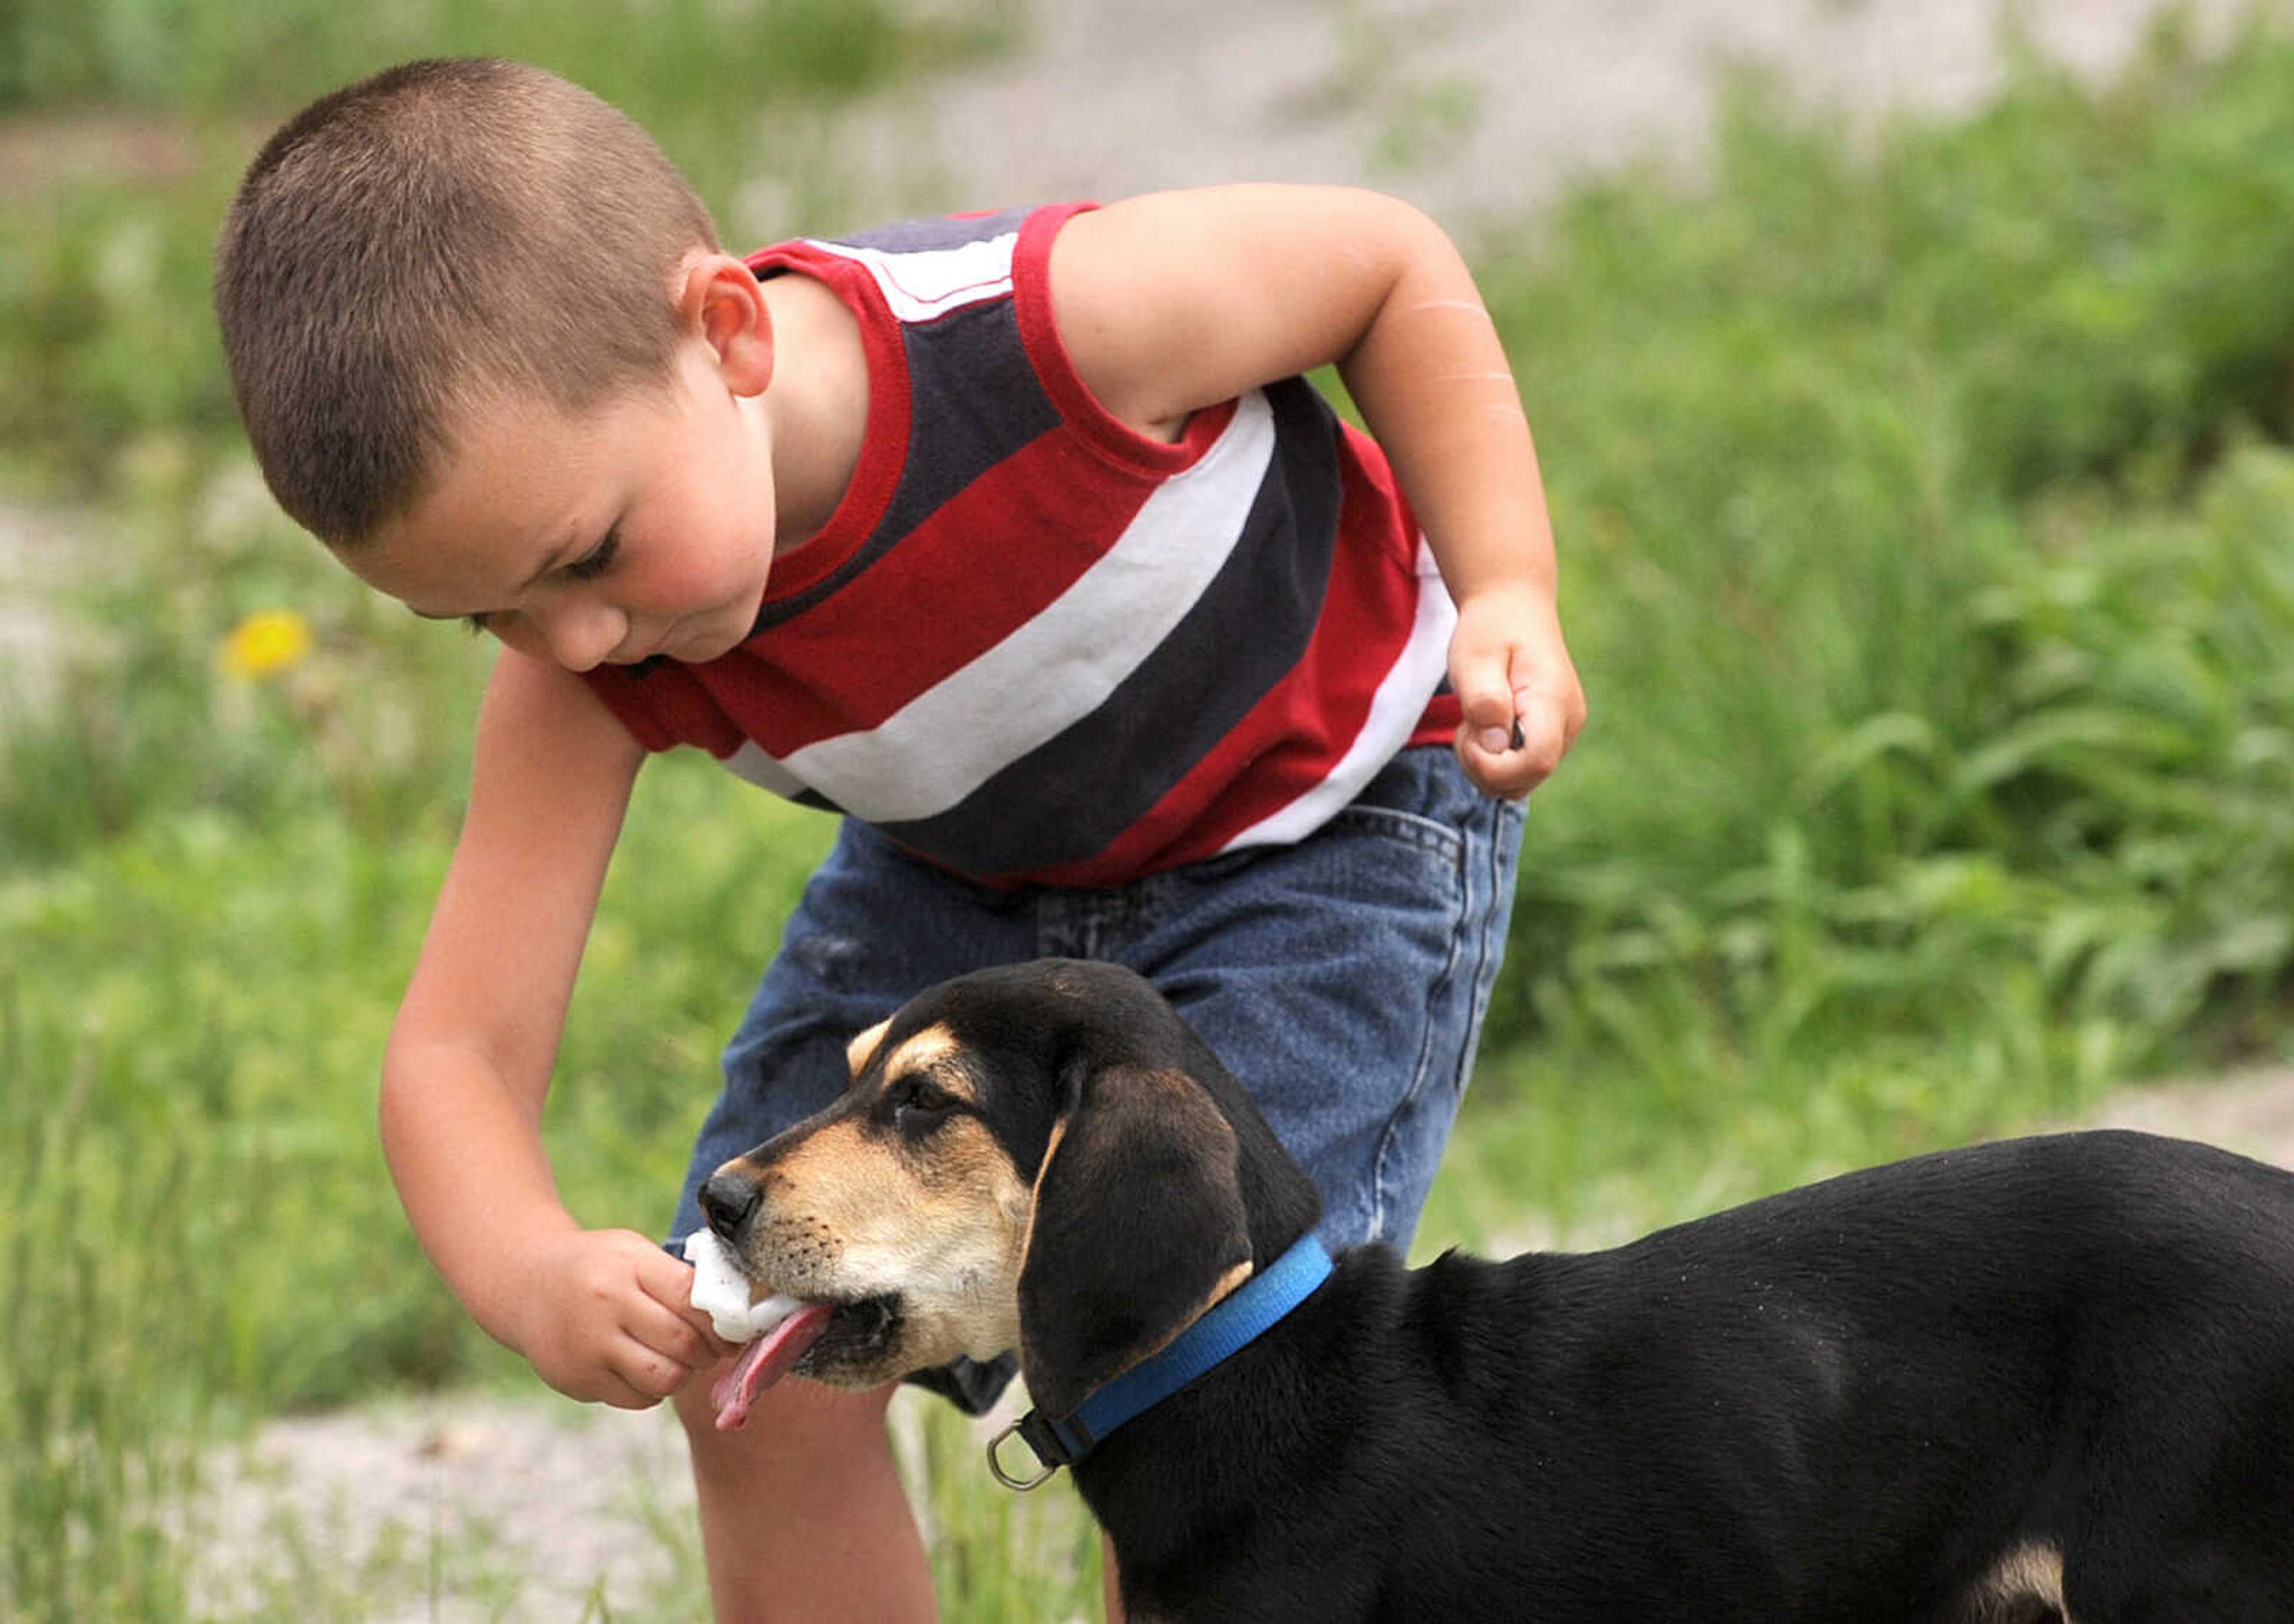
[{"x1": 4, "y1": 1, "x2": 2292, "y2": 1617}]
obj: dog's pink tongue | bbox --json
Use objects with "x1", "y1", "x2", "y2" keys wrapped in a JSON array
[{"x1": 711, "y1": 1303, "x2": 835, "y2": 1432}]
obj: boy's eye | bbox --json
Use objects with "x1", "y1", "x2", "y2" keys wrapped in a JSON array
[
  {"x1": 464, "y1": 612, "x2": 492, "y2": 635},
  {"x1": 563, "y1": 527, "x2": 621, "y2": 581}
]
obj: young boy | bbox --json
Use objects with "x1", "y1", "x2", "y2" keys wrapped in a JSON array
[{"x1": 215, "y1": 57, "x2": 1583, "y2": 1622}]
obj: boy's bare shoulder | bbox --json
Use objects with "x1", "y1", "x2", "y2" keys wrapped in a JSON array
[{"x1": 1045, "y1": 185, "x2": 1449, "y2": 437}]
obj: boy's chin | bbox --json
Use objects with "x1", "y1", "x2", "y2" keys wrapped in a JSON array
[
  {"x1": 674, "y1": 595, "x2": 765, "y2": 664},
  {"x1": 674, "y1": 628, "x2": 744, "y2": 664},
  {"x1": 655, "y1": 615, "x2": 749, "y2": 665}
]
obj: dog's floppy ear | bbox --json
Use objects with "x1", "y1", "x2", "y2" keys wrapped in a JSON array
[{"x1": 1017, "y1": 1060, "x2": 1254, "y2": 1420}]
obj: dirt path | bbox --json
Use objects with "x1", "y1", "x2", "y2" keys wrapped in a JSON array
[
  {"x1": 0, "y1": 502, "x2": 79, "y2": 736},
  {"x1": 178, "y1": 0, "x2": 2283, "y2": 1616},
  {"x1": 2092, "y1": 1064, "x2": 2294, "y2": 1153},
  {"x1": 815, "y1": 0, "x2": 2248, "y2": 235}
]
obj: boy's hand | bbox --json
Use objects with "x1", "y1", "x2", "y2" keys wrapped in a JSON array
[
  {"x1": 509, "y1": 1226, "x2": 740, "y2": 1409},
  {"x1": 1449, "y1": 584, "x2": 1585, "y2": 800}
]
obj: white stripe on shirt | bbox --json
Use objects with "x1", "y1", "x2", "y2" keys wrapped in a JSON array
[
  {"x1": 780, "y1": 390, "x2": 1279, "y2": 823},
  {"x1": 805, "y1": 234, "x2": 1019, "y2": 324},
  {"x1": 1217, "y1": 538, "x2": 1457, "y2": 852}
]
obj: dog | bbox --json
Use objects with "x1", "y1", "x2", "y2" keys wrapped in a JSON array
[{"x1": 697, "y1": 959, "x2": 2294, "y2": 1623}]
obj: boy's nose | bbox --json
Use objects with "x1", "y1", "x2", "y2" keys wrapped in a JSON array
[{"x1": 536, "y1": 601, "x2": 624, "y2": 672}]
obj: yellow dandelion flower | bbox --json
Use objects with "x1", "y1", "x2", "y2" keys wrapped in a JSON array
[{"x1": 221, "y1": 610, "x2": 314, "y2": 679}]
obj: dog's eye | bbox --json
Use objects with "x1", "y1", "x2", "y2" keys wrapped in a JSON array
[{"x1": 890, "y1": 1077, "x2": 958, "y2": 1129}]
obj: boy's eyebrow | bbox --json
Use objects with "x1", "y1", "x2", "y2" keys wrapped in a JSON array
[{"x1": 401, "y1": 530, "x2": 596, "y2": 621}]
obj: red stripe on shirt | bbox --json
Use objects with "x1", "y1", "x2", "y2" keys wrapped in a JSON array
[
  {"x1": 1014, "y1": 471, "x2": 1431, "y2": 885},
  {"x1": 698, "y1": 431, "x2": 1159, "y2": 755}
]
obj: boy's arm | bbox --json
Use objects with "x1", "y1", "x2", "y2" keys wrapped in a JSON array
[
  {"x1": 1048, "y1": 185, "x2": 1584, "y2": 798},
  {"x1": 382, "y1": 649, "x2": 731, "y2": 1407}
]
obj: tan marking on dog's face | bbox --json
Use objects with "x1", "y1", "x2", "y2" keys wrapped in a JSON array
[
  {"x1": 873, "y1": 1024, "x2": 974, "y2": 1100},
  {"x1": 722, "y1": 1029, "x2": 1029, "y2": 1386},
  {"x1": 1013, "y1": 1115, "x2": 1069, "y2": 1275},
  {"x1": 844, "y1": 1018, "x2": 891, "y2": 1078}
]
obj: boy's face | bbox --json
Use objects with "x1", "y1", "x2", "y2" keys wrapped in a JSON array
[{"x1": 348, "y1": 339, "x2": 778, "y2": 671}]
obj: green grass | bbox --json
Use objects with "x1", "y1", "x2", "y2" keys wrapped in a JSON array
[
  {"x1": 1473, "y1": 13, "x2": 2294, "y2": 1070},
  {"x1": 8, "y1": 6, "x2": 2294, "y2": 1618},
  {"x1": 0, "y1": 0, "x2": 1014, "y2": 503}
]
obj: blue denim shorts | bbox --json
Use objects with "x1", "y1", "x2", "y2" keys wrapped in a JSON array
[{"x1": 667, "y1": 744, "x2": 1524, "y2": 1407}]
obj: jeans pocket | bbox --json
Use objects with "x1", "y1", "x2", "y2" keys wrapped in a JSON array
[{"x1": 1325, "y1": 799, "x2": 1467, "y2": 873}]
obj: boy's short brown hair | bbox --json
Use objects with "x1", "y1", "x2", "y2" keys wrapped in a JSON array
[{"x1": 214, "y1": 58, "x2": 719, "y2": 544}]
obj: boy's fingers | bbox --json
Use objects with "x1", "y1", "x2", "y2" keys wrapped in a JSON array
[
  {"x1": 1454, "y1": 668, "x2": 1583, "y2": 798},
  {"x1": 1452, "y1": 647, "x2": 1520, "y2": 756},
  {"x1": 579, "y1": 1324, "x2": 711, "y2": 1410},
  {"x1": 1507, "y1": 695, "x2": 1568, "y2": 779},
  {"x1": 1502, "y1": 641, "x2": 1586, "y2": 766},
  {"x1": 627, "y1": 1281, "x2": 735, "y2": 1370},
  {"x1": 618, "y1": 1308, "x2": 723, "y2": 1401},
  {"x1": 602, "y1": 1344, "x2": 679, "y2": 1408},
  {"x1": 637, "y1": 1306, "x2": 717, "y2": 1374},
  {"x1": 554, "y1": 1331, "x2": 670, "y2": 1410},
  {"x1": 631, "y1": 1238, "x2": 699, "y2": 1305},
  {"x1": 1455, "y1": 725, "x2": 1531, "y2": 800},
  {"x1": 634, "y1": 1245, "x2": 741, "y2": 1355}
]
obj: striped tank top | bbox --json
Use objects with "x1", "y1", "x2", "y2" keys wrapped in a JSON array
[{"x1": 579, "y1": 202, "x2": 1461, "y2": 888}]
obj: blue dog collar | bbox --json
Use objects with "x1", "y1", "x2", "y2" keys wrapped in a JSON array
[{"x1": 989, "y1": 1232, "x2": 1336, "y2": 1490}]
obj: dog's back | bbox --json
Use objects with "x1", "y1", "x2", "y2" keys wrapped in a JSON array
[{"x1": 1095, "y1": 1131, "x2": 2294, "y2": 1623}]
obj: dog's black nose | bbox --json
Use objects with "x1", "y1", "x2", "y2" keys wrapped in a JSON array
[{"x1": 699, "y1": 1171, "x2": 763, "y2": 1243}]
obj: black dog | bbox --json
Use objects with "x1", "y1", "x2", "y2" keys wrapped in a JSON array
[{"x1": 699, "y1": 959, "x2": 2294, "y2": 1622}]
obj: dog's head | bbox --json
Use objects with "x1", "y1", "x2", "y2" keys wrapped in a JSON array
[{"x1": 698, "y1": 960, "x2": 1322, "y2": 1420}]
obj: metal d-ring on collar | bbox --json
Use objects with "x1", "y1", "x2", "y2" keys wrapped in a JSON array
[{"x1": 987, "y1": 1232, "x2": 1336, "y2": 1491}]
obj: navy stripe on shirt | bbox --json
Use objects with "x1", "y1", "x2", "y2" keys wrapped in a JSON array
[{"x1": 873, "y1": 376, "x2": 1343, "y2": 875}]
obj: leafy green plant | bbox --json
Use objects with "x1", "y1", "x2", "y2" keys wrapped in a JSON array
[{"x1": 1475, "y1": 18, "x2": 2294, "y2": 1088}]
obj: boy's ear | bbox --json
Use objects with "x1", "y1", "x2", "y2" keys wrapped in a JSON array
[{"x1": 675, "y1": 251, "x2": 775, "y2": 396}]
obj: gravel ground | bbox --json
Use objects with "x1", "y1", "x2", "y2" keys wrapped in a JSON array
[
  {"x1": 818, "y1": 0, "x2": 2248, "y2": 232},
  {"x1": 0, "y1": 501, "x2": 78, "y2": 736},
  {"x1": 13, "y1": 0, "x2": 2265, "y2": 1613}
]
